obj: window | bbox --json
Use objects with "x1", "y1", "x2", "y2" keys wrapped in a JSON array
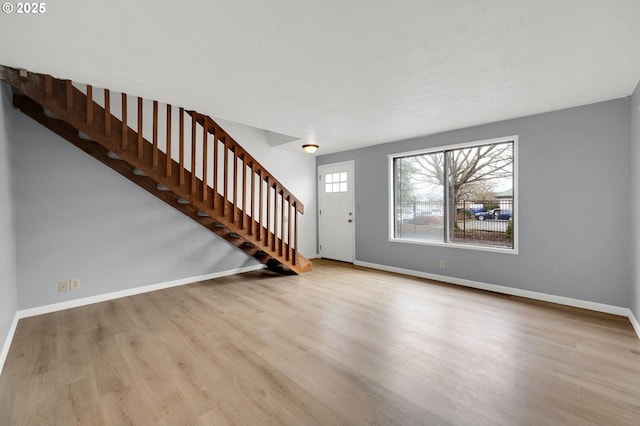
[
  {"x1": 390, "y1": 136, "x2": 517, "y2": 251},
  {"x1": 325, "y1": 172, "x2": 348, "y2": 193}
]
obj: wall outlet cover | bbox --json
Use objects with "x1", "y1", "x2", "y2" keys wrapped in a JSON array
[{"x1": 70, "y1": 278, "x2": 81, "y2": 290}]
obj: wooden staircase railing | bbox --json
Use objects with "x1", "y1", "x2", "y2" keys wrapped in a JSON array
[{"x1": 1, "y1": 66, "x2": 312, "y2": 274}]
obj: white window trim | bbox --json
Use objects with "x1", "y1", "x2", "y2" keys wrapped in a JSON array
[{"x1": 387, "y1": 135, "x2": 519, "y2": 254}]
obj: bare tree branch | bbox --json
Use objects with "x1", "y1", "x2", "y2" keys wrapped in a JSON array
[{"x1": 407, "y1": 142, "x2": 513, "y2": 201}]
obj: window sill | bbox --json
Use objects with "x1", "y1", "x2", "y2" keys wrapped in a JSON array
[{"x1": 389, "y1": 237, "x2": 519, "y2": 255}]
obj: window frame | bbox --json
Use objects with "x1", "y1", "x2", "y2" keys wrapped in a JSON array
[{"x1": 388, "y1": 135, "x2": 519, "y2": 254}]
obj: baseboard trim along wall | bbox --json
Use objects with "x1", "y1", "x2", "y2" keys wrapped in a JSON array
[
  {"x1": 354, "y1": 260, "x2": 640, "y2": 341},
  {"x1": 0, "y1": 264, "x2": 265, "y2": 376},
  {"x1": 629, "y1": 310, "x2": 640, "y2": 340},
  {"x1": 0, "y1": 313, "x2": 20, "y2": 378},
  {"x1": 17, "y1": 264, "x2": 266, "y2": 319}
]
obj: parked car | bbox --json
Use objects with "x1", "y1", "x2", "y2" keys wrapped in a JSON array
[
  {"x1": 462, "y1": 203, "x2": 485, "y2": 214},
  {"x1": 474, "y1": 208, "x2": 512, "y2": 221}
]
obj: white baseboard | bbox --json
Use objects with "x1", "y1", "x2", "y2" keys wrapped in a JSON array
[
  {"x1": 0, "y1": 312, "x2": 20, "y2": 378},
  {"x1": 17, "y1": 264, "x2": 265, "y2": 319},
  {"x1": 629, "y1": 311, "x2": 640, "y2": 340},
  {"x1": 354, "y1": 260, "x2": 640, "y2": 340}
]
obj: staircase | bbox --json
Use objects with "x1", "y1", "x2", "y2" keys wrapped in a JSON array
[{"x1": 0, "y1": 66, "x2": 312, "y2": 274}]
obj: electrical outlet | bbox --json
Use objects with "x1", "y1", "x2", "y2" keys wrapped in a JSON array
[
  {"x1": 439, "y1": 260, "x2": 446, "y2": 269},
  {"x1": 70, "y1": 278, "x2": 81, "y2": 291},
  {"x1": 58, "y1": 280, "x2": 69, "y2": 292}
]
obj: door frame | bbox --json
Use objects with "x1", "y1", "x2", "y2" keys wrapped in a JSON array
[{"x1": 318, "y1": 161, "x2": 356, "y2": 263}]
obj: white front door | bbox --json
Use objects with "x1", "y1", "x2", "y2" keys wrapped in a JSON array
[{"x1": 318, "y1": 162, "x2": 355, "y2": 262}]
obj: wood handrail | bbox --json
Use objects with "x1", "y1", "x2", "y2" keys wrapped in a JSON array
[{"x1": 189, "y1": 111, "x2": 304, "y2": 214}]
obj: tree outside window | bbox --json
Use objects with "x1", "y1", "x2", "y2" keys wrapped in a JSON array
[{"x1": 392, "y1": 139, "x2": 515, "y2": 250}]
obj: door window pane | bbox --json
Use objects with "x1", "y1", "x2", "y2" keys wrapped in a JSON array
[{"x1": 325, "y1": 172, "x2": 348, "y2": 193}]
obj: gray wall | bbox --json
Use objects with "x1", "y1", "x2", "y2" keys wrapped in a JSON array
[
  {"x1": 631, "y1": 81, "x2": 640, "y2": 320},
  {"x1": 0, "y1": 84, "x2": 18, "y2": 352},
  {"x1": 318, "y1": 99, "x2": 631, "y2": 307},
  {"x1": 10, "y1": 96, "x2": 259, "y2": 310}
]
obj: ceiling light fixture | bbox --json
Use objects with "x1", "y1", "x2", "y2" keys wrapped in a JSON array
[{"x1": 302, "y1": 144, "x2": 319, "y2": 154}]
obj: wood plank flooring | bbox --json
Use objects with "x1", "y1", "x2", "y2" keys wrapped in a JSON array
[{"x1": 1, "y1": 259, "x2": 639, "y2": 425}]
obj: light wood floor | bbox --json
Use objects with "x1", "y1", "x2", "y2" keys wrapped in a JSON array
[{"x1": 1, "y1": 259, "x2": 640, "y2": 425}]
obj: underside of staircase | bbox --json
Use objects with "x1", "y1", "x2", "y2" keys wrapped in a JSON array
[{"x1": 0, "y1": 66, "x2": 312, "y2": 274}]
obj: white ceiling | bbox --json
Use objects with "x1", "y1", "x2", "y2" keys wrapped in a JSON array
[{"x1": 1, "y1": 0, "x2": 639, "y2": 154}]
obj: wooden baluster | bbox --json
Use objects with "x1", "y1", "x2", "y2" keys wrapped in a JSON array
[
  {"x1": 152, "y1": 101, "x2": 158, "y2": 168},
  {"x1": 104, "y1": 89, "x2": 111, "y2": 136},
  {"x1": 280, "y1": 191, "x2": 285, "y2": 256},
  {"x1": 240, "y1": 154, "x2": 245, "y2": 229},
  {"x1": 44, "y1": 75, "x2": 52, "y2": 98},
  {"x1": 223, "y1": 139, "x2": 229, "y2": 217},
  {"x1": 166, "y1": 104, "x2": 172, "y2": 177},
  {"x1": 294, "y1": 204, "x2": 298, "y2": 265},
  {"x1": 86, "y1": 85, "x2": 93, "y2": 126},
  {"x1": 137, "y1": 97, "x2": 143, "y2": 159},
  {"x1": 179, "y1": 108, "x2": 185, "y2": 185},
  {"x1": 191, "y1": 114, "x2": 197, "y2": 193},
  {"x1": 121, "y1": 93, "x2": 127, "y2": 149},
  {"x1": 258, "y1": 170, "x2": 263, "y2": 242},
  {"x1": 212, "y1": 128, "x2": 218, "y2": 210},
  {"x1": 272, "y1": 184, "x2": 277, "y2": 251},
  {"x1": 232, "y1": 146, "x2": 237, "y2": 224},
  {"x1": 265, "y1": 176, "x2": 270, "y2": 246},
  {"x1": 287, "y1": 196, "x2": 292, "y2": 261},
  {"x1": 202, "y1": 123, "x2": 208, "y2": 202},
  {"x1": 250, "y1": 163, "x2": 255, "y2": 236},
  {"x1": 66, "y1": 81, "x2": 73, "y2": 112}
]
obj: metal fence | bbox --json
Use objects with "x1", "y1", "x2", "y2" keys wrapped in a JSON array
[{"x1": 396, "y1": 199, "x2": 513, "y2": 248}]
